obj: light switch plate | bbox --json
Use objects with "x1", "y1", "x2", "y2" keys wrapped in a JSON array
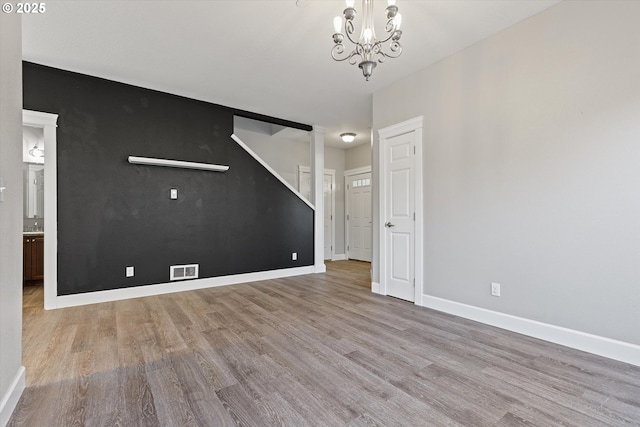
[{"x1": 170, "y1": 188, "x2": 178, "y2": 200}]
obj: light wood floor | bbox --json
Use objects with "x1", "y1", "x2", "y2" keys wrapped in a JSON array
[{"x1": 10, "y1": 261, "x2": 640, "y2": 426}]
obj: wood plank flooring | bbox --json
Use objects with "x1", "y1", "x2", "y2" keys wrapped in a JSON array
[{"x1": 10, "y1": 261, "x2": 640, "y2": 426}]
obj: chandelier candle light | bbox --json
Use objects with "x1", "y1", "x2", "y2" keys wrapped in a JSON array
[{"x1": 332, "y1": 0, "x2": 403, "y2": 81}]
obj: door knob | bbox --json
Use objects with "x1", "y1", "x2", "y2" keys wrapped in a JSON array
[{"x1": 385, "y1": 222, "x2": 395, "y2": 228}]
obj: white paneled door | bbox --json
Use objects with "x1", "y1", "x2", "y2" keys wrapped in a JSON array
[
  {"x1": 346, "y1": 172, "x2": 372, "y2": 262},
  {"x1": 383, "y1": 132, "x2": 415, "y2": 302},
  {"x1": 299, "y1": 167, "x2": 335, "y2": 260}
]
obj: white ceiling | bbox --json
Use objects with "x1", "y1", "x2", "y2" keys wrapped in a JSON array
[{"x1": 21, "y1": 0, "x2": 560, "y2": 148}]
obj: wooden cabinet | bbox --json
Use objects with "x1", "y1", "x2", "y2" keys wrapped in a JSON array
[{"x1": 24, "y1": 234, "x2": 44, "y2": 284}]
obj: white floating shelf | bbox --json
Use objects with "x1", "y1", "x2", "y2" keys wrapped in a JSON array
[{"x1": 128, "y1": 156, "x2": 229, "y2": 172}]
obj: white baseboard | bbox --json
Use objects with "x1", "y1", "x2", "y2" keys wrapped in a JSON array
[
  {"x1": 54, "y1": 266, "x2": 316, "y2": 309},
  {"x1": 372, "y1": 281, "x2": 382, "y2": 294},
  {"x1": 0, "y1": 366, "x2": 25, "y2": 427},
  {"x1": 331, "y1": 254, "x2": 346, "y2": 261},
  {"x1": 422, "y1": 294, "x2": 640, "y2": 367}
]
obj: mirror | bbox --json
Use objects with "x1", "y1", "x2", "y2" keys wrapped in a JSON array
[
  {"x1": 23, "y1": 125, "x2": 45, "y2": 229},
  {"x1": 24, "y1": 163, "x2": 45, "y2": 220}
]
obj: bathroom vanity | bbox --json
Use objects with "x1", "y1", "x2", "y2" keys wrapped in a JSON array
[{"x1": 23, "y1": 232, "x2": 44, "y2": 285}]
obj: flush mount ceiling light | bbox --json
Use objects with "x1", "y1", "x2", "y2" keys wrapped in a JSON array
[
  {"x1": 340, "y1": 132, "x2": 357, "y2": 143},
  {"x1": 331, "y1": 0, "x2": 403, "y2": 81},
  {"x1": 28, "y1": 142, "x2": 44, "y2": 158}
]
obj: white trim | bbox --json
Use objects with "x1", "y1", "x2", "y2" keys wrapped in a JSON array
[
  {"x1": 422, "y1": 295, "x2": 640, "y2": 367},
  {"x1": 22, "y1": 110, "x2": 57, "y2": 127},
  {"x1": 344, "y1": 166, "x2": 372, "y2": 177},
  {"x1": 314, "y1": 264, "x2": 327, "y2": 273},
  {"x1": 377, "y1": 117, "x2": 425, "y2": 140},
  {"x1": 55, "y1": 266, "x2": 315, "y2": 309},
  {"x1": 23, "y1": 110, "x2": 58, "y2": 310},
  {"x1": 344, "y1": 170, "x2": 373, "y2": 262},
  {"x1": 311, "y1": 126, "x2": 326, "y2": 274},
  {"x1": 372, "y1": 281, "x2": 382, "y2": 294},
  {"x1": 344, "y1": 166, "x2": 372, "y2": 262},
  {"x1": 377, "y1": 116, "x2": 424, "y2": 305},
  {"x1": 332, "y1": 254, "x2": 346, "y2": 261},
  {"x1": 231, "y1": 134, "x2": 314, "y2": 210},
  {"x1": 0, "y1": 366, "x2": 25, "y2": 426},
  {"x1": 326, "y1": 170, "x2": 335, "y2": 261}
]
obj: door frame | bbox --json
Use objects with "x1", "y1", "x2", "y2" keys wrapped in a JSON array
[
  {"x1": 377, "y1": 116, "x2": 424, "y2": 305},
  {"x1": 23, "y1": 109, "x2": 58, "y2": 310},
  {"x1": 298, "y1": 165, "x2": 335, "y2": 261},
  {"x1": 344, "y1": 166, "x2": 372, "y2": 261}
]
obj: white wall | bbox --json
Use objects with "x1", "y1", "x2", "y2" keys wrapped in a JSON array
[
  {"x1": 234, "y1": 122, "x2": 347, "y2": 256},
  {"x1": 0, "y1": 12, "x2": 25, "y2": 426},
  {"x1": 345, "y1": 143, "x2": 371, "y2": 171},
  {"x1": 373, "y1": 1, "x2": 640, "y2": 346},
  {"x1": 234, "y1": 119, "x2": 310, "y2": 189}
]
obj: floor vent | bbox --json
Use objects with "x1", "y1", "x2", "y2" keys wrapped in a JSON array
[{"x1": 170, "y1": 264, "x2": 199, "y2": 281}]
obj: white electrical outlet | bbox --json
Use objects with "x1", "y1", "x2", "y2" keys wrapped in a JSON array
[
  {"x1": 491, "y1": 282, "x2": 501, "y2": 297},
  {"x1": 126, "y1": 266, "x2": 134, "y2": 277},
  {"x1": 170, "y1": 188, "x2": 178, "y2": 200},
  {"x1": 292, "y1": 252, "x2": 297, "y2": 261}
]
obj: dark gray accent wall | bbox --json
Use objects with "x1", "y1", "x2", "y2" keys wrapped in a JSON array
[{"x1": 23, "y1": 62, "x2": 314, "y2": 296}]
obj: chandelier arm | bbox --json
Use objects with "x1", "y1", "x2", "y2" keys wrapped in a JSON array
[
  {"x1": 331, "y1": 45, "x2": 348, "y2": 61},
  {"x1": 377, "y1": 29, "x2": 400, "y2": 45},
  {"x1": 384, "y1": 17, "x2": 398, "y2": 34},
  {"x1": 332, "y1": 44, "x2": 362, "y2": 64},
  {"x1": 377, "y1": 33, "x2": 395, "y2": 45},
  {"x1": 350, "y1": 43, "x2": 367, "y2": 65},
  {"x1": 343, "y1": 21, "x2": 360, "y2": 46},
  {"x1": 332, "y1": 51, "x2": 361, "y2": 63},
  {"x1": 387, "y1": 40, "x2": 403, "y2": 56},
  {"x1": 376, "y1": 44, "x2": 403, "y2": 62}
]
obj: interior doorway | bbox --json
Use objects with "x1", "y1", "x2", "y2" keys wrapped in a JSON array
[
  {"x1": 377, "y1": 116, "x2": 423, "y2": 304},
  {"x1": 298, "y1": 166, "x2": 335, "y2": 260},
  {"x1": 345, "y1": 168, "x2": 372, "y2": 262},
  {"x1": 22, "y1": 110, "x2": 58, "y2": 309}
]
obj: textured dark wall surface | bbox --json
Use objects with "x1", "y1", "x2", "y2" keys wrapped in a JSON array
[{"x1": 23, "y1": 62, "x2": 314, "y2": 295}]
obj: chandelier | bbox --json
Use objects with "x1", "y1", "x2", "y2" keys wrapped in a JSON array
[{"x1": 331, "y1": 0, "x2": 403, "y2": 81}]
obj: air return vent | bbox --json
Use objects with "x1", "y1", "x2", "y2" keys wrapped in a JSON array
[{"x1": 170, "y1": 264, "x2": 199, "y2": 281}]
